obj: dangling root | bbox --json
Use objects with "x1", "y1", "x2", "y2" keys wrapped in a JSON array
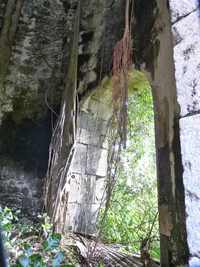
[{"x1": 112, "y1": 0, "x2": 133, "y2": 148}]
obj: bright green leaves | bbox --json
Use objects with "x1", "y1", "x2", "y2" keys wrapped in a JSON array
[
  {"x1": 17, "y1": 254, "x2": 46, "y2": 267},
  {"x1": 99, "y1": 72, "x2": 159, "y2": 259},
  {"x1": 43, "y1": 233, "x2": 61, "y2": 251},
  {"x1": 0, "y1": 207, "x2": 76, "y2": 267}
]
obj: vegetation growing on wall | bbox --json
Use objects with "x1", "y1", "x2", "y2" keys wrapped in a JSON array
[{"x1": 99, "y1": 73, "x2": 159, "y2": 260}]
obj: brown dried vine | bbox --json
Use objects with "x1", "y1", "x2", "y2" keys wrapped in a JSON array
[
  {"x1": 112, "y1": 0, "x2": 133, "y2": 149},
  {"x1": 44, "y1": 0, "x2": 81, "y2": 233},
  {"x1": 104, "y1": 0, "x2": 133, "y2": 213},
  {"x1": 93, "y1": 0, "x2": 134, "y2": 247}
]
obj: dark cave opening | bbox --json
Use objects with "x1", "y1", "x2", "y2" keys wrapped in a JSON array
[{"x1": 0, "y1": 112, "x2": 54, "y2": 217}]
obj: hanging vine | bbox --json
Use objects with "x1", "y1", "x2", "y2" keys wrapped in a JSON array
[
  {"x1": 44, "y1": 0, "x2": 81, "y2": 233},
  {"x1": 112, "y1": 0, "x2": 133, "y2": 148},
  {"x1": 89, "y1": 1, "x2": 134, "y2": 261},
  {"x1": 105, "y1": 0, "x2": 133, "y2": 213}
]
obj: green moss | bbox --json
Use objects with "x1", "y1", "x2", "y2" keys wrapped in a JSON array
[
  {"x1": 128, "y1": 70, "x2": 151, "y2": 93},
  {"x1": 90, "y1": 70, "x2": 151, "y2": 102}
]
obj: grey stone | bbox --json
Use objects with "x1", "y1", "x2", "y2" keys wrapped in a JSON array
[
  {"x1": 169, "y1": 0, "x2": 199, "y2": 23},
  {"x1": 77, "y1": 128, "x2": 100, "y2": 145},
  {"x1": 70, "y1": 143, "x2": 87, "y2": 174},
  {"x1": 95, "y1": 177, "x2": 106, "y2": 203},
  {"x1": 173, "y1": 10, "x2": 200, "y2": 117},
  {"x1": 68, "y1": 173, "x2": 81, "y2": 203},
  {"x1": 86, "y1": 146, "x2": 108, "y2": 177},
  {"x1": 180, "y1": 114, "x2": 200, "y2": 258},
  {"x1": 0, "y1": 158, "x2": 43, "y2": 216}
]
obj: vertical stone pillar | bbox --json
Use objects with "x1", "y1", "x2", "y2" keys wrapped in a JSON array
[
  {"x1": 169, "y1": 1, "x2": 200, "y2": 265},
  {"x1": 65, "y1": 81, "x2": 112, "y2": 235}
]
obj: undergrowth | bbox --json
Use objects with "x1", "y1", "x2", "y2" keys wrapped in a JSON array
[
  {"x1": 98, "y1": 77, "x2": 160, "y2": 260},
  {"x1": 0, "y1": 207, "x2": 77, "y2": 267}
]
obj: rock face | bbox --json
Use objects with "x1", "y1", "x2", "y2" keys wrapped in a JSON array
[
  {"x1": 0, "y1": 116, "x2": 51, "y2": 216},
  {"x1": 0, "y1": 0, "x2": 124, "y2": 217},
  {"x1": 0, "y1": 0, "x2": 69, "y2": 216},
  {"x1": 0, "y1": 0, "x2": 200, "y2": 266}
]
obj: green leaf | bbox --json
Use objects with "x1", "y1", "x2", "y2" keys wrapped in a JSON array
[
  {"x1": 52, "y1": 252, "x2": 64, "y2": 267},
  {"x1": 29, "y1": 254, "x2": 46, "y2": 267},
  {"x1": 23, "y1": 243, "x2": 32, "y2": 256},
  {"x1": 17, "y1": 255, "x2": 30, "y2": 267},
  {"x1": 43, "y1": 233, "x2": 61, "y2": 250}
]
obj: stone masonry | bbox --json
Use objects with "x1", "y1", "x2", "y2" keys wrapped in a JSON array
[
  {"x1": 170, "y1": 0, "x2": 200, "y2": 265},
  {"x1": 64, "y1": 80, "x2": 112, "y2": 235}
]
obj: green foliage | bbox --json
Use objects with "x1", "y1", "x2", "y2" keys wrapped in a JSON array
[
  {"x1": 99, "y1": 74, "x2": 160, "y2": 259},
  {"x1": 0, "y1": 207, "x2": 76, "y2": 267}
]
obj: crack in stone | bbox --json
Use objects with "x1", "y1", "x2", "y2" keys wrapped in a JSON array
[
  {"x1": 186, "y1": 190, "x2": 200, "y2": 201},
  {"x1": 172, "y1": 7, "x2": 199, "y2": 25},
  {"x1": 180, "y1": 110, "x2": 200, "y2": 119}
]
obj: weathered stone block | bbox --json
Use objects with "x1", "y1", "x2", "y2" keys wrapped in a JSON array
[
  {"x1": 80, "y1": 175, "x2": 96, "y2": 204},
  {"x1": 180, "y1": 114, "x2": 200, "y2": 261},
  {"x1": 68, "y1": 173, "x2": 98, "y2": 204},
  {"x1": 68, "y1": 173, "x2": 81, "y2": 203},
  {"x1": 95, "y1": 177, "x2": 106, "y2": 203},
  {"x1": 173, "y1": 11, "x2": 200, "y2": 117},
  {"x1": 73, "y1": 203, "x2": 100, "y2": 234},
  {"x1": 86, "y1": 146, "x2": 108, "y2": 177},
  {"x1": 100, "y1": 135, "x2": 109, "y2": 149},
  {"x1": 70, "y1": 143, "x2": 87, "y2": 174},
  {"x1": 77, "y1": 128, "x2": 100, "y2": 145},
  {"x1": 88, "y1": 98, "x2": 112, "y2": 121},
  {"x1": 65, "y1": 202, "x2": 100, "y2": 234},
  {"x1": 169, "y1": 0, "x2": 199, "y2": 23}
]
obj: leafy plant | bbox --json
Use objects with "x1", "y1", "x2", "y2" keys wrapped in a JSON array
[
  {"x1": 0, "y1": 207, "x2": 76, "y2": 267},
  {"x1": 99, "y1": 76, "x2": 160, "y2": 260}
]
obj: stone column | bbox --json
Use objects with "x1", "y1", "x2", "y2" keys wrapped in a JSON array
[{"x1": 64, "y1": 80, "x2": 112, "y2": 235}]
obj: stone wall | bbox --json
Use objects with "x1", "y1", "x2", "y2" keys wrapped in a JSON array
[
  {"x1": 169, "y1": 0, "x2": 200, "y2": 266},
  {"x1": 0, "y1": 0, "x2": 124, "y2": 218}
]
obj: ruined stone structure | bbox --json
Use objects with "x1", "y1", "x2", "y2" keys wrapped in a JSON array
[
  {"x1": 170, "y1": 1, "x2": 200, "y2": 266},
  {"x1": 0, "y1": 0, "x2": 200, "y2": 266},
  {"x1": 64, "y1": 81, "x2": 112, "y2": 235}
]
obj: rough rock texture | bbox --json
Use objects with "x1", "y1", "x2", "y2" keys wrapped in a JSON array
[
  {"x1": 180, "y1": 116, "x2": 200, "y2": 266},
  {"x1": 0, "y1": 0, "x2": 69, "y2": 216},
  {"x1": 0, "y1": 0, "x2": 124, "y2": 217},
  {"x1": 0, "y1": 0, "x2": 67, "y2": 122},
  {"x1": 172, "y1": 9, "x2": 200, "y2": 117},
  {"x1": 170, "y1": 0, "x2": 200, "y2": 265},
  {"x1": 170, "y1": 0, "x2": 199, "y2": 23}
]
